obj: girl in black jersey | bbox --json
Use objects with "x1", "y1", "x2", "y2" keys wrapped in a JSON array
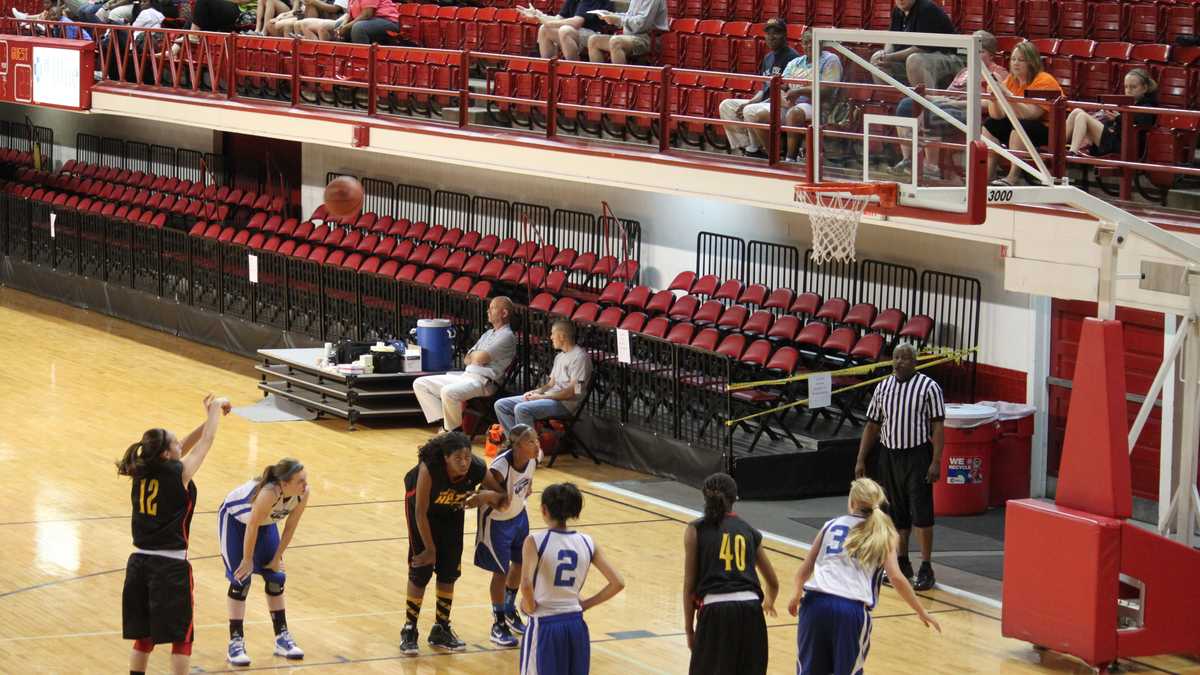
[
  {"x1": 401, "y1": 431, "x2": 508, "y2": 656},
  {"x1": 683, "y1": 472, "x2": 779, "y2": 675},
  {"x1": 118, "y1": 394, "x2": 230, "y2": 675}
]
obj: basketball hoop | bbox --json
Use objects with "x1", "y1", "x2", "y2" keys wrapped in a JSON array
[{"x1": 795, "y1": 182, "x2": 898, "y2": 264}]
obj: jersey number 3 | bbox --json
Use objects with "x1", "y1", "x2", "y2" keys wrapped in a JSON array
[
  {"x1": 825, "y1": 525, "x2": 850, "y2": 555},
  {"x1": 719, "y1": 533, "x2": 747, "y2": 572},
  {"x1": 138, "y1": 478, "x2": 160, "y2": 516},
  {"x1": 553, "y1": 549, "x2": 578, "y2": 587}
]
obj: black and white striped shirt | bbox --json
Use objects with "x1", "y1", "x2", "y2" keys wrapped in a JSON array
[{"x1": 866, "y1": 373, "x2": 945, "y2": 450}]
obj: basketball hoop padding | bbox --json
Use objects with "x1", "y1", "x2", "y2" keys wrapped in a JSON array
[{"x1": 794, "y1": 182, "x2": 897, "y2": 264}]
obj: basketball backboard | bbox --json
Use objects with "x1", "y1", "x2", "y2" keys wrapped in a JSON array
[{"x1": 808, "y1": 28, "x2": 990, "y2": 224}]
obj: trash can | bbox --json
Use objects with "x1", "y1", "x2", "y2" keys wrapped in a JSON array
[
  {"x1": 411, "y1": 319, "x2": 455, "y2": 372},
  {"x1": 934, "y1": 403, "x2": 998, "y2": 516},
  {"x1": 978, "y1": 401, "x2": 1037, "y2": 507}
]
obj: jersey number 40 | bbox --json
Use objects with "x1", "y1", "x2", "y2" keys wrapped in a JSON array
[{"x1": 719, "y1": 533, "x2": 747, "y2": 572}]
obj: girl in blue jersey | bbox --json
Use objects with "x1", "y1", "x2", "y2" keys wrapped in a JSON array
[
  {"x1": 518, "y1": 482, "x2": 625, "y2": 675},
  {"x1": 788, "y1": 478, "x2": 941, "y2": 675},
  {"x1": 218, "y1": 458, "x2": 310, "y2": 667}
]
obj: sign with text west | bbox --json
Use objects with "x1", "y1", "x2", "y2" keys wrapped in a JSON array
[{"x1": 0, "y1": 35, "x2": 93, "y2": 110}]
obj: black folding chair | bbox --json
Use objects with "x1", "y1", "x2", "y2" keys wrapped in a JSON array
[{"x1": 542, "y1": 385, "x2": 599, "y2": 467}]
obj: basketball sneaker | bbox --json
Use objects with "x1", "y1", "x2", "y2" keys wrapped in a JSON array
[
  {"x1": 913, "y1": 562, "x2": 936, "y2": 591},
  {"x1": 227, "y1": 637, "x2": 251, "y2": 666},
  {"x1": 273, "y1": 630, "x2": 304, "y2": 659},
  {"x1": 490, "y1": 621, "x2": 518, "y2": 648},
  {"x1": 505, "y1": 611, "x2": 527, "y2": 635},
  {"x1": 428, "y1": 622, "x2": 467, "y2": 652},
  {"x1": 885, "y1": 557, "x2": 915, "y2": 587},
  {"x1": 399, "y1": 623, "x2": 419, "y2": 656}
]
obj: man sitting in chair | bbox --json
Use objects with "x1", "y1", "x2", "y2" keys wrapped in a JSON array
[
  {"x1": 413, "y1": 296, "x2": 516, "y2": 433},
  {"x1": 495, "y1": 319, "x2": 591, "y2": 432}
]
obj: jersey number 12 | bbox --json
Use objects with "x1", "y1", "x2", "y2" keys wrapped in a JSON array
[
  {"x1": 719, "y1": 533, "x2": 747, "y2": 572},
  {"x1": 138, "y1": 478, "x2": 159, "y2": 516}
]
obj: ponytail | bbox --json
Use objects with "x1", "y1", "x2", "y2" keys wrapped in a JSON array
[
  {"x1": 843, "y1": 478, "x2": 898, "y2": 569},
  {"x1": 249, "y1": 457, "x2": 304, "y2": 501},
  {"x1": 116, "y1": 428, "x2": 171, "y2": 479},
  {"x1": 504, "y1": 424, "x2": 537, "y2": 453},
  {"x1": 701, "y1": 473, "x2": 738, "y2": 526}
]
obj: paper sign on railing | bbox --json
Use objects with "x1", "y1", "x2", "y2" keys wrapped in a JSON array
[
  {"x1": 248, "y1": 254, "x2": 258, "y2": 284},
  {"x1": 808, "y1": 372, "x2": 832, "y2": 409},
  {"x1": 49, "y1": 212, "x2": 55, "y2": 238},
  {"x1": 616, "y1": 328, "x2": 632, "y2": 364}
]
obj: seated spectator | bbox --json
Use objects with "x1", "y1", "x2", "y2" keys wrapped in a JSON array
[
  {"x1": 45, "y1": 4, "x2": 92, "y2": 39},
  {"x1": 268, "y1": 0, "x2": 347, "y2": 38},
  {"x1": 190, "y1": 0, "x2": 243, "y2": 32},
  {"x1": 12, "y1": 0, "x2": 55, "y2": 21},
  {"x1": 335, "y1": 0, "x2": 400, "y2": 45},
  {"x1": 870, "y1": 0, "x2": 962, "y2": 89},
  {"x1": 586, "y1": 0, "x2": 667, "y2": 65},
  {"x1": 1066, "y1": 68, "x2": 1158, "y2": 157},
  {"x1": 494, "y1": 319, "x2": 591, "y2": 432},
  {"x1": 130, "y1": 0, "x2": 168, "y2": 39},
  {"x1": 892, "y1": 30, "x2": 1007, "y2": 176},
  {"x1": 413, "y1": 297, "x2": 517, "y2": 433},
  {"x1": 252, "y1": 0, "x2": 289, "y2": 34},
  {"x1": 520, "y1": 0, "x2": 612, "y2": 61},
  {"x1": 717, "y1": 17, "x2": 799, "y2": 158},
  {"x1": 984, "y1": 40, "x2": 1062, "y2": 186},
  {"x1": 782, "y1": 27, "x2": 843, "y2": 163}
]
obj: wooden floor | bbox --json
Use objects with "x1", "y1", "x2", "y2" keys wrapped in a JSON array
[{"x1": 1, "y1": 287, "x2": 1197, "y2": 675}]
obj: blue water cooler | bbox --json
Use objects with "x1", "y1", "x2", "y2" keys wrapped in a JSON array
[{"x1": 411, "y1": 319, "x2": 455, "y2": 372}]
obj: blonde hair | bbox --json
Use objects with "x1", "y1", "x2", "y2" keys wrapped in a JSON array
[
  {"x1": 843, "y1": 478, "x2": 898, "y2": 569},
  {"x1": 1011, "y1": 41, "x2": 1044, "y2": 80}
]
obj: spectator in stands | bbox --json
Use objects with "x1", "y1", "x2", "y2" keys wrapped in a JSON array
[
  {"x1": 984, "y1": 40, "x2": 1062, "y2": 186},
  {"x1": 335, "y1": 0, "x2": 400, "y2": 44},
  {"x1": 718, "y1": 18, "x2": 800, "y2": 159},
  {"x1": 892, "y1": 30, "x2": 1008, "y2": 177},
  {"x1": 494, "y1": 319, "x2": 592, "y2": 432},
  {"x1": 269, "y1": 0, "x2": 348, "y2": 38},
  {"x1": 870, "y1": 0, "x2": 962, "y2": 90},
  {"x1": 46, "y1": 3, "x2": 93, "y2": 39},
  {"x1": 413, "y1": 297, "x2": 517, "y2": 434},
  {"x1": 190, "y1": 0, "x2": 245, "y2": 33},
  {"x1": 252, "y1": 0, "x2": 289, "y2": 34},
  {"x1": 586, "y1": 0, "x2": 668, "y2": 65},
  {"x1": 520, "y1": 0, "x2": 613, "y2": 61},
  {"x1": 1066, "y1": 69, "x2": 1158, "y2": 158},
  {"x1": 782, "y1": 27, "x2": 844, "y2": 163}
]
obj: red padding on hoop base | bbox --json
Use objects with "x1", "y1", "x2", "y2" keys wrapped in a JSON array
[
  {"x1": 1001, "y1": 499, "x2": 1120, "y2": 667},
  {"x1": 1117, "y1": 523, "x2": 1200, "y2": 658},
  {"x1": 1055, "y1": 318, "x2": 1133, "y2": 519}
]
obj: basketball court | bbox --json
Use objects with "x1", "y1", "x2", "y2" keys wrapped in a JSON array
[{"x1": 0, "y1": 289, "x2": 1194, "y2": 673}]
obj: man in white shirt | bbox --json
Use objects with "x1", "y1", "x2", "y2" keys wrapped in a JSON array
[
  {"x1": 494, "y1": 319, "x2": 592, "y2": 432},
  {"x1": 413, "y1": 296, "x2": 517, "y2": 433}
]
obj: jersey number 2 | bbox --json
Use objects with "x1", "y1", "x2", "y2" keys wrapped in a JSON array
[
  {"x1": 138, "y1": 479, "x2": 160, "y2": 516},
  {"x1": 553, "y1": 549, "x2": 578, "y2": 587},
  {"x1": 719, "y1": 533, "x2": 747, "y2": 572}
]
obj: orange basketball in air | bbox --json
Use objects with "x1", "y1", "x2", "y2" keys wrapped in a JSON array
[{"x1": 324, "y1": 176, "x2": 364, "y2": 219}]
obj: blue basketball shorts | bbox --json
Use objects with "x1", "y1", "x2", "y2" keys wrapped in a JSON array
[
  {"x1": 217, "y1": 506, "x2": 283, "y2": 587},
  {"x1": 521, "y1": 611, "x2": 590, "y2": 675},
  {"x1": 796, "y1": 590, "x2": 873, "y2": 675},
  {"x1": 475, "y1": 509, "x2": 530, "y2": 574}
]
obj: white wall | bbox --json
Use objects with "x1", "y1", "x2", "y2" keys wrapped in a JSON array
[
  {"x1": 0, "y1": 103, "x2": 217, "y2": 168},
  {"x1": 304, "y1": 143, "x2": 1034, "y2": 374}
]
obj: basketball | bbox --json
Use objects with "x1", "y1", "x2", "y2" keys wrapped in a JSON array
[{"x1": 324, "y1": 176, "x2": 364, "y2": 219}]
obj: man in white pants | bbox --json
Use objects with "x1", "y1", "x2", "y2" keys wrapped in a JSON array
[{"x1": 413, "y1": 296, "x2": 516, "y2": 432}]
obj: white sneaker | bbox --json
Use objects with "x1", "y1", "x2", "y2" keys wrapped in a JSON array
[
  {"x1": 274, "y1": 630, "x2": 304, "y2": 659},
  {"x1": 11, "y1": 8, "x2": 28, "y2": 18},
  {"x1": 227, "y1": 637, "x2": 251, "y2": 666}
]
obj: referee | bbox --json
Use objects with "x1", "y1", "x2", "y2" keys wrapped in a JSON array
[{"x1": 853, "y1": 343, "x2": 945, "y2": 591}]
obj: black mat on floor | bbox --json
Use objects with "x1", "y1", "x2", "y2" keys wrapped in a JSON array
[
  {"x1": 790, "y1": 510, "x2": 1006, "y2": 553},
  {"x1": 932, "y1": 554, "x2": 1005, "y2": 581}
]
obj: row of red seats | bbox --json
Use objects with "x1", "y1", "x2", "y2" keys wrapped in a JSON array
[
  {"x1": 55, "y1": 162, "x2": 285, "y2": 213},
  {"x1": 969, "y1": 0, "x2": 1198, "y2": 44},
  {"x1": 4, "y1": 182, "x2": 175, "y2": 228}
]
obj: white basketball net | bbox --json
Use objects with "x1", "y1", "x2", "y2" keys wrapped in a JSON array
[{"x1": 796, "y1": 189, "x2": 872, "y2": 264}]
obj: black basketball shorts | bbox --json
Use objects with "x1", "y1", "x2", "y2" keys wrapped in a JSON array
[
  {"x1": 879, "y1": 442, "x2": 936, "y2": 530},
  {"x1": 688, "y1": 599, "x2": 768, "y2": 675},
  {"x1": 122, "y1": 553, "x2": 195, "y2": 644},
  {"x1": 406, "y1": 500, "x2": 466, "y2": 585}
]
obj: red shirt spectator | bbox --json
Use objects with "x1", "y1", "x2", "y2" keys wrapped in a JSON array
[{"x1": 348, "y1": 0, "x2": 398, "y2": 23}]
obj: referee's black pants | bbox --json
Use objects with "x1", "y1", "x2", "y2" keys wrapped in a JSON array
[{"x1": 876, "y1": 442, "x2": 935, "y2": 531}]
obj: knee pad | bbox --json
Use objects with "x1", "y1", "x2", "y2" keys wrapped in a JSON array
[
  {"x1": 132, "y1": 638, "x2": 155, "y2": 653},
  {"x1": 171, "y1": 641, "x2": 193, "y2": 656},
  {"x1": 408, "y1": 564, "x2": 434, "y2": 587},
  {"x1": 264, "y1": 572, "x2": 286, "y2": 597},
  {"x1": 227, "y1": 582, "x2": 250, "y2": 601},
  {"x1": 435, "y1": 568, "x2": 462, "y2": 586}
]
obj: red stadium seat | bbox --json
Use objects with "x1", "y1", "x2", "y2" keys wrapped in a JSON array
[
  {"x1": 790, "y1": 292, "x2": 822, "y2": 316},
  {"x1": 549, "y1": 296, "x2": 579, "y2": 317},
  {"x1": 743, "y1": 310, "x2": 774, "y2": 336},
  {"x1": 667, "y1": 271, "x2": 697, "y2": 293},
  {"x1": 573, "y1": 302, "x2": 602, "y2": 323},
  {"x1": 815, "y1": 297, "x2": 849, "y2": 324},
  {"x1": 666, "y1": 321, "x2": 696, "y2": 345},
  {"x1": 767, "y1": 315, "x2": 801, "y2": 342}
]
